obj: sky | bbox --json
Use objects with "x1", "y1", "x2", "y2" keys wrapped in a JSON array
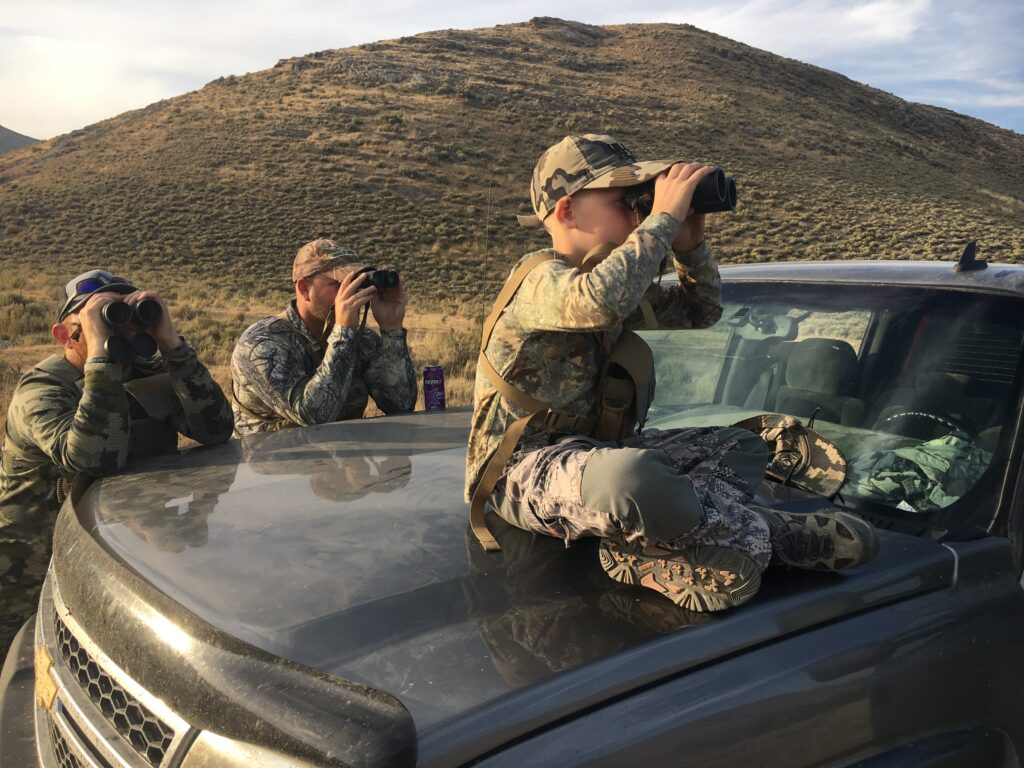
[{"x1": 2, "y1": 0, "x2": 1022, "y2": 140}]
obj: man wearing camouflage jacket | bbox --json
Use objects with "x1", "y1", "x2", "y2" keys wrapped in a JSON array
[
  {"x1": 0, "y1": 270, "x2": 233, "y2": 659},
  {"x1": 467, "y1": 134, "x2": 878, "y2": 612},
  {"x1": 231, "y1": 239, "x2": 416, "y2": 436}
]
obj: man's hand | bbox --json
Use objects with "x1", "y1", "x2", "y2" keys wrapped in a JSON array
[
  {"x1": 123, "y1": 290, "x2": 179, "y2": 352},
  {"x1": 651, "y1": 162, "x2": 716, "y2": 251},
  {"x1": 333, "y1": 270, "x2": 377, "y2": 330},
  {"x1": 77, "y1": 293, "x2": 119, "y2": 354},
  {"x1": 370, "y1": 271, "x2": 406, "y2": 331}
]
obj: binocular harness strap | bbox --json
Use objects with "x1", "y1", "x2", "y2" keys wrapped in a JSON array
[
  {"x1": 471, "y1": 250, "x2": 656, "y2": 551},
  {"x1": 472, "y1": 252, "x2": 600, "y2": 550}
]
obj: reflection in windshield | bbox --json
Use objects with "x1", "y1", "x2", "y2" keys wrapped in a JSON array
[{"x1": 641, "y1": 285, "x2": 1023, "y2": 519}]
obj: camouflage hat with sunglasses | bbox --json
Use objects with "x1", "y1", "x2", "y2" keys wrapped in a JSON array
[
  {"x1": 516, "y1": 134, "x2": 676, "y2": 229},
  {"x1": 58, "y1": 269, "x2": 137, "y2": 322},
  {"x1": 291, "y1": 239, "x2": 362, "y2": 283}
]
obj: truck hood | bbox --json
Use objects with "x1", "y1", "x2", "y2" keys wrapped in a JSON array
[{"x1": 70, "y1": 409, "x2": 956, "y2": 753}]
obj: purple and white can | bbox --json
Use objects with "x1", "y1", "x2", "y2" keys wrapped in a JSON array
[{"x1": 424, "y1": 365, "x2": 446, "y2": 411}]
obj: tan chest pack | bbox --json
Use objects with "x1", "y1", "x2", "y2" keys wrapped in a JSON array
[{"x1": 470, "y1": 244, "x2": 657, "y2": 551}]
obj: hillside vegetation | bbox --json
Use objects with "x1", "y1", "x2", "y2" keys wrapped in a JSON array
[
  {"x1": 1, "y1": 17, "x2": 1023, "y2": 415},
  {"x1": 3, "y1": 18, "x2": 1022, "y2": 293}
]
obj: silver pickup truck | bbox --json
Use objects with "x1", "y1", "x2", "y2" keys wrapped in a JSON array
[{"x1": 2, "y1": 258, "x2": 1024, "y2": 767}]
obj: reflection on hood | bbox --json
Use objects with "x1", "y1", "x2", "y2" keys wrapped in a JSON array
[
  {"x1": 463, "y1": 517, "x2": 711, "y2": 689},
  {"x1": 96, "y1": 442, "x2": 243, "y2": 553},
  {"x1": 241, "y1": 429, "x2": 412, "y2": 503}
]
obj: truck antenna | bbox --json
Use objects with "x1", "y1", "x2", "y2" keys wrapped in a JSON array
[{"x1": 954, "y1": 240, "x2": 986, "y2": 272}]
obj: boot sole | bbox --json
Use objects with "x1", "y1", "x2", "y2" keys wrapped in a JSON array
[
  {"x1": 599, "y1": 539, "x2": 762, "y2": 613},
  {"x1": 758, "y1": 506, "x2": 880, "y2": 571}
]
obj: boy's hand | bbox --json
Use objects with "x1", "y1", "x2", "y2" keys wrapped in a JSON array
[
  {"x1": 650, "y1": 162, "x2": 717, "y2": 225},
  {"x1": 672, "y1": 211, "x2": 706, "y2": 253}
]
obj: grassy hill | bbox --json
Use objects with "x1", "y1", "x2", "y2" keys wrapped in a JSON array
[
  {"x1": 0, "y1": 125, "x2": 36, "y2": 155},
  {"x1": 1, "y1": 17, "x2": 1023, "y2": 413}
]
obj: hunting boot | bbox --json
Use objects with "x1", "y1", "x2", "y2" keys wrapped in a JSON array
[
  {"x1": 598, "y1": 538, "x2": 762, "y2": 612},
  {"x1": 751, "y1": 503, "x2": 880, "y2": 571}
]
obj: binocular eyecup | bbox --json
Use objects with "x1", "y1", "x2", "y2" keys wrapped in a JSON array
[
  {"x1": 624, "y1": 167, "x2": 737, "y2": 218},
  {"x1": 104, "y1": 333, "x2": 158, "y2": 363},
  {"x1": 692, "y1": 168, "x2": 737, "y2": 214},
  {"x1": 100, "y1": 298, "x2": 163, "y2": 327},
  {"x1": 356, "y1": 267, "x2": 400, "y2": 290}
]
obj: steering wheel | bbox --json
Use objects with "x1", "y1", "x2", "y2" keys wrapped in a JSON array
[{"x1": 876, "y1": 410, "x2": 973, "y2": 442}]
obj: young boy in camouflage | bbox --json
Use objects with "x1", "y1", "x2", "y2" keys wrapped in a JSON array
[
  {"x1": 0, "y1": 270, "x2": 233, "y2": 658},
  {"x1": 466, "y1": 135, "x2": 878, "y2": 612},
  {"x1": 231, "y1": 239, "x2": 417, "y2": 436}
]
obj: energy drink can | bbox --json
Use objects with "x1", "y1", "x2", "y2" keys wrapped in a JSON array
[{"x1": 424, "y1": 365, "x2": 446, "y2": 411}]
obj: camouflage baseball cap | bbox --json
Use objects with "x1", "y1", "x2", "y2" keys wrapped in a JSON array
[
  {"x1": 733, "y1": 413, "x2": 847, "y2": 498},
  {"x1": 517, "y1": 134, "x2": 675, "y2": 228},
  {"x1": 291, "y1": 239, "x2": 362, "y2": 282}
]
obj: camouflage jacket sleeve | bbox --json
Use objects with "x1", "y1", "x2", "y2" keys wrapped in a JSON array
[
  {"x1": 161, "y1": 340, "x2": 233, "y2": 444},
  {"x1": 359, "y1": 328, "x2": 417, "y2": 414},
  {"x1": 512, "y1": 212, "x2": 680, "y2": 332},
  {"x1": 624, "y1": 240, "x2": 724, "y2": 331},
  {"x1": 17, "y1": 361, "x2": 131, "y2": 477},
  {"x1": 234, "y1": 323, "x2": 358, "y2": 426}
]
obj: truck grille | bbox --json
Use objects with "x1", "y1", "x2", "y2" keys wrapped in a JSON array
[
  {"x1": 48, "y1": 715, "x2": 86, "y2": 768},
  {"x1": 53, "y1": 611, "x2": 175, "y2": 766}
]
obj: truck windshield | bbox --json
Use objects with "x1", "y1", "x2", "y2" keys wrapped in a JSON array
[{"x1": 639, "y1": 283, "x2": 1024, "y2": 524}]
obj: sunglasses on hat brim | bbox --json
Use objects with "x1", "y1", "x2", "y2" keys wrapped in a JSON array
[{"x1": 58, "y1": 275, "x2": 137, "y2": 322}]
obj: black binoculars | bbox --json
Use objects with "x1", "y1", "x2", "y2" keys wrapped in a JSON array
[
  {"x1": 356, "y1": 267, "x2": 400, "y2": 290},
  {"x1": 100, "y1": 298, "x2": 163, "y2": 326},
  {"x1": 104, "y1": 333, "x2": 158, "y2": 362},
  {"x1": 624, "y1": 167, "x2": 737, "y2": 217},
  {"x1": 99, "y1": 299, "x2": 161, "y2": 361}
]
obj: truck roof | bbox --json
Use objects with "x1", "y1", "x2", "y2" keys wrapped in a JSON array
[{"x1": 717, "y1": 259, "x2": 1024, "y2": 297}]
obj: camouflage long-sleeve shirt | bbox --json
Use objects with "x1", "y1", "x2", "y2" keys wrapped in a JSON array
[
  {"x1": 0, "y1": 341, "x2": 233, "y2": 544},
  {"x1": 230, "y1": 300, "x2": 417, "y2": 436},
  {"x1": 465, "y1": 212, "x2": 723, "y2": 500}
]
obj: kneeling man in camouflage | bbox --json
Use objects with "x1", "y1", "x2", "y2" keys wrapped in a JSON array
[
  {"x1": 466, "y1": 135, "x2": 879, "y2": 612},
  {"x1": 0, "y1": 270, "x2": 233, "y2": 658}
]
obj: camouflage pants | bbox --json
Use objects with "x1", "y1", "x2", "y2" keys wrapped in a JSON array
[
  {"x1": 0, "y1": 537, "x2": 49, "y2": 665},
  {"x1": 492, "y1": 426, "x2": 773, "y2": 570}
]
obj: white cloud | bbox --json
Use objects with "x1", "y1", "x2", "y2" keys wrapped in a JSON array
[{"x1": 645, "y1": 0, "x2": 931, "y2": 58}]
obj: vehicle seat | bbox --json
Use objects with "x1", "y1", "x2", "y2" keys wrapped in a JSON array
[
  {"x1": 722, "y1": 337, "x2": 790, "y2": 407},
  {"x1": 774, "y1": 338, "x2": 865, "y2": 426},
  {"x1": 741, "y1": 341, "x2": 795, "y2": 411}
]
